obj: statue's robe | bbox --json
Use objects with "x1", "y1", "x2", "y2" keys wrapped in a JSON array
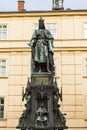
[{"x1": 29, "y1": 28, "x2": 54, "y2": 72}]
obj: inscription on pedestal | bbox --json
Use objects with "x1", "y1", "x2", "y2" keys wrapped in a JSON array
[
  {"x1": 31, "y1": 72, "x2": 53, "y2": 85},
  {"x1": 35, "y1": 77, "x2": 48, "y2": 85}
]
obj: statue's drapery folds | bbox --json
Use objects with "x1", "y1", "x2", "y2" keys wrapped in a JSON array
[{"x1": 28, "y1": 17, "x2": 55, "y2": 73}]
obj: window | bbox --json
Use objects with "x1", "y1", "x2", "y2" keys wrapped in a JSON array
[
  {"x1": 34, "y1": 23, "x2": 57, "y2": 39},
  {"x1": 0, "y1": 25, "x2": 7, "y2": 40},
  {"x1": 84, "y1": 23, "x2": 87, "y2": 39},
  {"x1": 0, "y1": 60, "x2": 6, "y2": 77},
  {"x1": 0, "y1": 98, "x2": 4, "y2": 118},
  {"x1": 84, "y1": 95, "x2": 87, "y2": 120},
  {"x1": 54, "y1": 58, "x2": 59, "y2": 77},
  {"x1": 84, "y1": 58, "x2": 87, "y2": 76},
  {"x1": 34, "y1": 23, "x2": 38, "y2": 30},
  {"x1": 46, "y1": 23, "x2": 56, "y2": 39},
  {"x1": 85, "y1": 59, "x2": 87, "y2": 75}
]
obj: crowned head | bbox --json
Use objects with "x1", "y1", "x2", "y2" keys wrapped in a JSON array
[{"x1": 38, "y1": 17, "x2": 45, "y2": 29}]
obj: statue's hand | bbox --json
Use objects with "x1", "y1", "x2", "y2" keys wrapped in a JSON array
[{"x1": 27, "y1": 42, "x2": 33, "y2": 47}]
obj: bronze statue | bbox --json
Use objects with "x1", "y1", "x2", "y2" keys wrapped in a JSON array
[
  {"x1": 28, "y1": 17, "x2": 55, "y2": 73},
  {"x1": 17, "y1": 110, "x2": 27, "y2": 128},
  {"x1": 35, "y1": 103, "x2": 48, "y2": 127},
  {"x1": 17, "y1": 18, "x2": 68, "y2": 130}
]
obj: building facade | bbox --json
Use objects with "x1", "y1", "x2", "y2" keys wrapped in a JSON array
[{"x1": 0, "y1": 8, "x2": 87, "y2": 130}]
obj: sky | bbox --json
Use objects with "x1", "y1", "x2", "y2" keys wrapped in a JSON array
[{"x1": 0, "y1": 0, "x2": 87, "y2": 12}]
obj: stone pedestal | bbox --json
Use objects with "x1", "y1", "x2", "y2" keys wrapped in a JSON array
[{"x1": 16, "y1": 72, "x2": 68, "y2": 130}]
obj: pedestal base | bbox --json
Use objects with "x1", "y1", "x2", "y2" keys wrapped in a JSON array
[{"x1": 16, "y1": 72, "x2": 68, "y2": 130}]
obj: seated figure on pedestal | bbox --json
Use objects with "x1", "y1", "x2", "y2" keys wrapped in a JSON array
[
  {"x1": 28, "y1": 17, "x2": 55, "y2": 73},
  {"x1": 35, "y1": 103, "x2": 48, "y2": 127}
]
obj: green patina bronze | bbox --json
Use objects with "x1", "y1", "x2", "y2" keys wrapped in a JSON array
[
  {"x1": 28, "y1": 17, "x2": 55, "y2": 73},
  {"x1": 16, "y1": 17, "x2": 68, "y2": 130}
]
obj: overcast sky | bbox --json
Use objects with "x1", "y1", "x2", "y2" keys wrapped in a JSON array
[{"x1": 0, "y1": 0, "x2": 87, "y2": 12}]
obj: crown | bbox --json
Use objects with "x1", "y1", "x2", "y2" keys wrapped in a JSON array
[{"x1": 39, "y1": 17, "x2": 44, "y2": 23}]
